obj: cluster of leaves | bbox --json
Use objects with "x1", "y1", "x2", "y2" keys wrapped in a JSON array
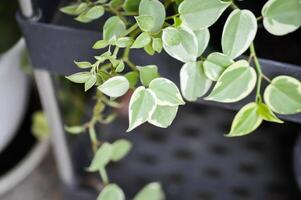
[{"x1": 61, "y1": 0, "x2": 301, "y2": 199}]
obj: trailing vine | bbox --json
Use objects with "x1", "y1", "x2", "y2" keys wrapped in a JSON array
[{"x1": 61, "y1": 0, "x2": 301, "y2": 199}]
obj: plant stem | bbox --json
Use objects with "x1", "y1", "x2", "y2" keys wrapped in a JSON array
[
  {"x1": 88, "y1": 122, "x2": 98, "y2": 153},
  {"x1": 166, "y1": 13, "x2": 180, "y2": 20},
  {"x1": 123, "y1": 47, "x2": 137, "y2": 70},
  {"x1": 99, "y1": 167, "x2": 109, "y2": 185},
  {"x1": 257, "y1": 16, "x2": 263, "y2": 21},
  {"x1": 231, "y1": 2, "x2": 239, "y2": 10},
  {"x1": 122, "y1": 23, "x2": 139, "y2": 37},
  {"x1": 249, "y1": 43, "x2": 264, "y2": 102}
]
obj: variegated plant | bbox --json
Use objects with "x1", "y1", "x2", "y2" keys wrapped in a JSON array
[{"x1": 61, "y1": 0, "x2": 301, "y2": 199}]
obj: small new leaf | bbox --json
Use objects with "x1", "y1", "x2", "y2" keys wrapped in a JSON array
[
  {"x1": 93, "y1": 40, "x2": 109, "y2": 49},
  {"x1": 111, "y1": 139, "x2": 133, "y2": 162},
  {"x1": 98, "y1": 184, "x2": 125, "y2": 200},
  {"x1": 87, "y1": 143, "x2": 113, "y2": 171},
  {"x1": 116, "y1": 37, "x2": 134, "y2": 48},
  {"x1": 64, "y1": 125, "x2": 85, "y2": 134},
  {"x1": 74, "y1": 61, "x2": 93, "y2": 69},
  {"x1": 257, "y1": 102, "x2": 283, "y2": 123},
  {"x1": 133, "y1": 182, "x2": 165, "y2": 200},
  {"x1": 85, "y1": 5, "x2": 105, "y2": 20},
  {"x1": 98, "y1": 76, "x2": 130, "y2": 98},
  {"x1": 131, "y1": 32, "x2": 152, "y2": 49},
  {"x1": 84, "y1": 75, "x2": 97, "y2": 91},
  {"x1": 66, "y1": 72, "x2": 91, "y2": 83}
]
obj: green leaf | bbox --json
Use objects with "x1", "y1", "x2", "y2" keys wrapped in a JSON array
[
  {"x1": 116, "y1": 37, "x2": 134, "y2": 48},
  {"x1": 66, "y1": 72, "x2": 91, "y2": 83},
  {"x1": 98, "y1": 76, "x2": 130, "y2": 98},
  {"x1": 162, "y1": 27, "x2": 198, "y2": 63},
  {"x1": 179, "y1": 0, "x2": 230, "y2": 30},
  {"x1": 123, "y1": 0, "x2": 141, "y2": 12},
  {"x1": 75, "y1": 13, "x2": 93, "y2": 23},
  {"x1": 75, "y1": 2, "x2": 89, "y2": 14},
  {"x1": 135, "y1": 15, "x2": 155, "y2": 32},
  {"x1": 31, "y1": 111, "x2": 49, "y2": 140},
  {"x1": 93, "y1": 40, "x2": 109, "y2": 49},
  {"x1": 205, "y1": 60, "x2": 257, "y2": 103},
  {"x1": 125, "y1": 71, "x2": 139, "y2": 89},
  {"x1": 138, "y1": 65, "x2": 159, "y2": 86},
  {"x1": 257, "y1": 102, "x2": 283, "y2": 123},
  {"x1": 131, "y1": 32, "x2": 152, "y2": 49},
  {"x1": 148, "y1": 105, "x2": 178, "y2": 128},
  {"x1": 85, "y1": 75, "x2": 97, "y2": 91},
  {"x1": 262, "y1": 0, "x2": 301, "y2": 36},
  {"x1": 60, "y1": 4, "x2": 79, "y2": 15},
  {"x1": 127, "y1": 86, "x2": 157, "y2": 131},
  {"x1": 133, "y1": 182, "x2": 165, "y2": 200},
  {"x1": 152, "y1": 38, "x2": 163, "y2": 53},
  {"x1": 111, "y1": 139, "x2": 133, "y2": 161},
  {"x1": 144, "y1": 43, "x2": 155, "y2": 55},
  {"x1": 111, "y1": 0, "x2": 124, "y2": 8},
  {"x1": 139, "y1": 0, "x2": 166, "y2": 33},
  {"x1": 85, "y1": 5, "x2": 105, "y2": 20},
  {"x1": 98, "y1": 184, "x2": 125, "y2": 200},
  {"x1": 194, "y1": 28, "x2": 210, "y2": 57},
  {"x1": 88, "y1": 143, "x2": 113, "y2": 171},
  {"x1": 222, "y1": 9, "x2": 257, "y2": 59},
  {"x1": 74, "y1": 61, "x2": 93, "y2": 69},
  {"x1": 162, "y1": 27, "x2": 181, "y2": 46},
  {"x1": 227, "y1": 102, "x2": 262, "y2": 137},
  {"x1": 203, "y1": 52, "x2": 234, "y2": 81},
  {"x1": 115, "y1": 61, "x2": 125, "y2": 72},
  {"x1": 149, "y1": 78, "x2": 185, "y2": 106},
  {"x1": 64, "y1": 125, "x2": 85, "y2": 134},
  {"x1": 103, "y1": 16, "x2": 126, "y2": 42},
  {"x1": 263, "y1": 76, "x2": 301, "y2": 114},
  {"x1": 180, "y1": 62, "x2": 212, "y2": 101}
]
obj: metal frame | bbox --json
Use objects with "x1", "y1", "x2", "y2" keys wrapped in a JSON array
[{"x1": 18, "y1": 0, "x2": 75, "y2": 186}]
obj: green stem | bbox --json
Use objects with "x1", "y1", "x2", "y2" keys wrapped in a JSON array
[
  {"x1": 99, "y1": 167, "x2": 109, "y2": 185},
  {"x1": 122, "y1": 47, "x2": 137, "y2": 70},
  {"x1": 88, "y1": 122, "x2": 98, "y2": 153},
  {"x1": 230, "y1": 2, "x2": 239, "y2": 10},
  {"x1": 250, "y1": 43, "x2": 263, "y2": 102},
  {"x1": 122, "y1": 23, "x2": 139, "y2": 37},
  {"x1": 166, "y1": 13, "x2": 180, "y2": 20}
]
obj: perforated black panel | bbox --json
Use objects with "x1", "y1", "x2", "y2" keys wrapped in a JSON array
[{"x1": 96, "y1": 104, "x2": 301, "y2": 200}]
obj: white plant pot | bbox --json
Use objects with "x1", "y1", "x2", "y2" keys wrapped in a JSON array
[{"x1": 0, "y1": 38, "x2": 29, "y2": 152}]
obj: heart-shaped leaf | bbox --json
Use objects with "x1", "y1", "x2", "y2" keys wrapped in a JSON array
[
  {"x1": 205, "y1": 60, "x2": 257, "y2": 103},
  {"x1": 179, "y1": 0, "x2": 230, "y2": 30},
  {"x1": 222, "y1": 9, "x2": 257, "y2": 59},
  {"x1": 149, "y1": 78, "x2": 185, "y2": 106},
  {"x1": 98, "y1": 76, "x2": 130, "y2": 98},
  {"x1": 227, "y1": 102, "x2": 262, "y2": 137},
  {"x1": 127, "y1": 86, "x2": 157, "y2": 131},
  {"x1": 203, "y1": 52, "x2": 234, "y2": 81},
  {"x1": 262, "y1": 0, "x2": 301, "y2": 35},
  {"x1": 148, "y1": 105, "x2": 179, "y2": 128},
  {"x1": 180, "y1": 62, "x2": 212, "y2": 101},
  {"x1": 264, "y1": 76, "x2": 301, "y2": 114},
  {"x1": 162, "y1": 27, "x2": 198, "y2": 63}
]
